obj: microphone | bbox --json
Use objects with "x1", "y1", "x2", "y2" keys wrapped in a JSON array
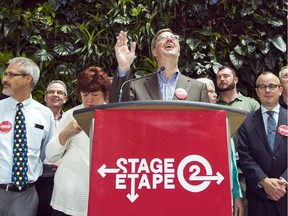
[{"x1": 118, "y1": 66, "x2": 165, "y2": 102}]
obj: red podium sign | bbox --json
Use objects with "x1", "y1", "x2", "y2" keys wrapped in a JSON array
[{"x1": 88, "y1": 110, "x2": 232, "y2": 216}]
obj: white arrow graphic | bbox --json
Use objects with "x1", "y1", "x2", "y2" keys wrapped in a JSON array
[
  {"x1": 126, "y1": 174, "x2": 139, "y2": 203},
  {"x1": 189, "y1": 171, "x2": 224, "y2": 185},
  {"x1": 97, "y1": 164, "x2": 120, "y2": 178}
]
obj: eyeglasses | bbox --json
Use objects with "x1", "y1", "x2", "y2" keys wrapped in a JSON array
[
  {"x1": 46, "y1": 90, "x2": 66, "y2": 96},
  {"x1": 157, "y1": 34, "x2": 179, "y2": 42},
  {"x1": 256, "y1": 84, "x2": 280, "y2": 91},
  {"x1": 3, "y1": 72, "x2": 29, "y2": 79}
]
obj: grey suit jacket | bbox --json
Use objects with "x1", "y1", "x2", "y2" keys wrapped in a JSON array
[
  {"x1": 238, "y1": 107, "x2": 287, "y2": 216},
  {"x1": 109, "y1": 71, "x2": 210, "y2": 103}
]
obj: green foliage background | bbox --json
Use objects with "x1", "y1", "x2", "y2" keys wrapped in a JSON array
[{"x1": 0, "y1": 0, "x2": 287, "y2": 109}]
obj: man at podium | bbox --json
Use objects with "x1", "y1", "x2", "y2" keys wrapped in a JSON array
[{"x1": 109, "y1": 28, "x2": 210, "y2": 103}]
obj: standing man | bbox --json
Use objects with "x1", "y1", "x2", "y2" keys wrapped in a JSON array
[
  {"x1": 109, "y1": 29, "x2": 210, "y2": 102},
  {"x1": 215, "y1": 65, "x2": 260, "y2": 216},
  {"x1": 238, "y1": 71, "x2": 287, "y2": 216},
  {"x1": 278, "y1": 65, "x2": 288, "y2": 109},
  {"x1": 198, "y1": 77, "x2": 244, "y2": 216},
  {"x1": 216, "y1": 66, "x2": 260, "y2": 112},
  {"x1": 0, "y1": 57, "x2": 54, "y2": 216},
  {"x1": 44, "y1": 80, "x2": 67, "y2": 127},
  {"x1": 36, "y1": 80, "x2": 67, "y2": 216}
]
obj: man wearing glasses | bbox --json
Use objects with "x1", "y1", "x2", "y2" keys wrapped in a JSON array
[
  {"x1": 109, "y1": 28, "x2": 210, "y2": 102},
  {"x1": 238, "y1": 71, "x2": 287, "y2": 216},
  {"x1": 44, "y1": 80, "x2": 68, "y2": 128},
  {"x1": 36, "y1": 80, "x2": 67, "y2": 216},
  {"x1": 0, "y1": 57, "x2": 54, "y2": 216}
]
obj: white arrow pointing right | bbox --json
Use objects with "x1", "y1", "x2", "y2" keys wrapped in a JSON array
[{"x1": 189, "y1": 171, "x2": 224, "y2": 185}]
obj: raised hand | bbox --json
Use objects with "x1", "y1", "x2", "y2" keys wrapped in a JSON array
[{"x1": 115, "y1": 31, "x2": 136, "y2": 72}]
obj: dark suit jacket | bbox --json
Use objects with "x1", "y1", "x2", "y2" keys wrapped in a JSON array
[
  {"x1": 109, "y1": 71, "x2": 210, "y2": 103},
  {"x1": 238, "y1": 107, "x2": 287, "y2": 216}
]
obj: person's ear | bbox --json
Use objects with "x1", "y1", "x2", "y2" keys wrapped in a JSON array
[{"x1": 152, "y1": 48, "x2": 157, "y2": 58}]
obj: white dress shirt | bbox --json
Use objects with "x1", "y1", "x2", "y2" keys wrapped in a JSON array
[{"x1": 0, "y1": 96, "x2": 55, "y2": 184}]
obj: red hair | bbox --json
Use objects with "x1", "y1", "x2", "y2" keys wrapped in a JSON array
[{"x1": 76, "y1": 66, "x2": 111, "y2": 100}]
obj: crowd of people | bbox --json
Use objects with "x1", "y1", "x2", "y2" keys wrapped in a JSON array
[{"x1": 0, "y1": 28, "x2": 287, "y2": 216}]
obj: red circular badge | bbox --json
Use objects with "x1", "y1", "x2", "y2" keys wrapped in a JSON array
[
  {"x1": 175, "y1": 88, "x2": 188, "y2": 100},
  {"x1": 278, "y1": 125, "x2": 288, "y2": 136},
  {"x1": 0, "y1": 121, "x2": 12, "y2": 133}
]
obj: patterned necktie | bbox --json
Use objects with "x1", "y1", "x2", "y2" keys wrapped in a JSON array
[
  {"x1": 11, "y1": 103, "x2": 28, "y2": 190},
  {"x1": 266, "y1": 111, "x2": 276, "y2": 151}
]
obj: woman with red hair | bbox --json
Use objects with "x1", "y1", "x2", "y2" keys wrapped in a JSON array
[{"x1": 46, "y1": 66, "x2": 111, "y2": 216}]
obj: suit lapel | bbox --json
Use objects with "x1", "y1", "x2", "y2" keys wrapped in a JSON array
[
  {"x1": 172, "y1": 74, "x2": 191, "y2": 100},
  {"x1": 273, "y1": 107, "x2": 288, "y2": 153},
  {"x1": 253, "y1": 110, "x2": 272, "y2": 152},
  {"x1": 143, "y1": 73, "x2": 162, "y2": 100}
]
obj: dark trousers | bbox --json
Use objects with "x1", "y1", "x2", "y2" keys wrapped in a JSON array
[
  {"x1": 35, "y1": 176, "x2": 54, "y2": 216},
  {"x1": 52, "y1": 209, "x2": 72, "y2": 216}
]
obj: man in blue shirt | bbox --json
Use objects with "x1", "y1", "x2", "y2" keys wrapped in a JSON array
[{"x1": 109, "y1": 29, "x2": 210, "y2": 103}]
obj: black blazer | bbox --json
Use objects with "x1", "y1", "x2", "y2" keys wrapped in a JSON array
[{"x1": 238, "y1": 107, "x2": 287, "y2": 216}]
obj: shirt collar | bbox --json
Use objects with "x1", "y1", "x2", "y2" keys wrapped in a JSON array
[
  {"x1": 216, "y1": 92, "x2": 243, "y2": 104},
  {"x1": 157, "y1": 70, "x2": 180, "y2": 82},
  {"x1": 8, "y1": 95, "x2": 33, "y2": 111},
  {"x1": 261, "y1": 104, "x2": 280, "y2": 115}
]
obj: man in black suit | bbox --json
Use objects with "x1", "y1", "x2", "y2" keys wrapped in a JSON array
[
  {"x1": 109, "y1": 29, "x2": 210, "y2": 103},
  {"x1": 238, "y1": 71, "x2": 287, "y2": 216}
]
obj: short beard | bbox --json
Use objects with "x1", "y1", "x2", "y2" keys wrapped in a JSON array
[
  {"x1": 2, "y1": 89, "x2": 11, "y2": 96},
  {"x1": 216, "y1": 82, "x2": 235, "y2": 92}
]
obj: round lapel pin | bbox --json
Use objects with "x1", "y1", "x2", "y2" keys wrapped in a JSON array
[
  {"x1": 175, "y1": 88, "x2": 188, "y2": 100},
  {"x1": 278, "y1": 125, "x2": 288, "y2": 136},
  {"x1": 0, "y1": 121, "x2": 12, "y2": 133}
]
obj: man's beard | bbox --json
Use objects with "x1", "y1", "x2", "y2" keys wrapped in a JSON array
[
  {"x1": 2, "y1": 88, "x2": 12, "y2": 96},
  {"x1": 216, "y1": 82, "x2": 235, "y2": 92}
]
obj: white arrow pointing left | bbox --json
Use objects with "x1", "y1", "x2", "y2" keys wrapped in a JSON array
[{"x1": 97, "y1": 164, "x2": 120, "y2": 178}]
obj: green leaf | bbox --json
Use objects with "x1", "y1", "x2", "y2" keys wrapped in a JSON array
[
  {"x1": 234, "y1": 45, "x2": 247, "y2": 56},
  {"x1": 29, "y1": 35, "x2": 46, "y2": 46},
  {"x1": 258, "y1": 41, "x2": 270, "y2": 55},
  {"x1": 3, "y1": 22, "x2": 17, "y2": 37},
  {"x1": 268, "y1": 35, "x2": 287, "y2": 53},
  {"x1": 113, "y1": 15, "x2": 131, "y2": 24},
  {"x1": 264, "y1": 50, "x2": 277, "y2": 70},
  {"x1": 59, "y1": 25, "x2": 74, "y2": 33},
  {"x1": 53, "y1": 42, "x2": 74, "y2": 56},
  {"x1": 35, "y1": 49, "x2": 54, "y2": 62},
  {"x1": 186, "y1": 38, "x2": 201, "y2": 51},
  {"x1": 249, "y1": 54, "x2": 265, "y2": 74},
  {"x1": 56, "y1": 63, "x2": 76, "y2": 76},
  {"x1": 267, "y1": 18, "x2": 284, "y2": 27},
  {"x1": 229, "y1": 51, "x2": 245, "y2": 69}
]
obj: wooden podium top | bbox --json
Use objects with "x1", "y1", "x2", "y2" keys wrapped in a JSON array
[{"x1": 73, "y1": 100, "x2": 248, "y2": 136}]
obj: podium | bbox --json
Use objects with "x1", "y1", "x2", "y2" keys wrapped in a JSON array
[{"x1": 73, "y1": 101, "x2": 247, "y2": 216}]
